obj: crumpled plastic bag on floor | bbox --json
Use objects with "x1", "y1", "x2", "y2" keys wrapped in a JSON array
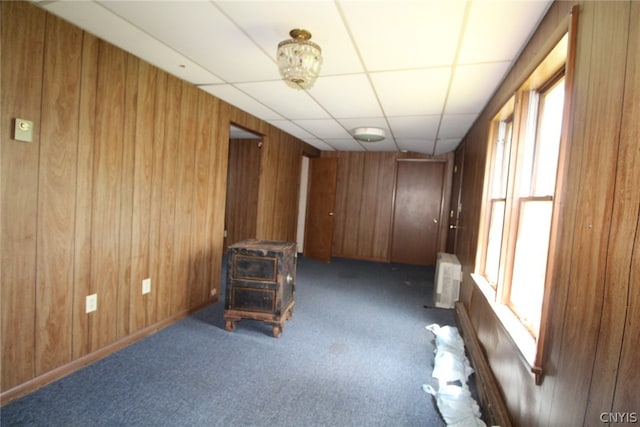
[
  {"x1": 423, "y1": 384, "x2": 485, "y2": 427},
  {"x1": 424, "y1": 324, "x2": 486, "y2": 427}
]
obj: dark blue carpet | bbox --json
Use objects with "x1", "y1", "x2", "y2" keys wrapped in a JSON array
[{"x1": 1, "y1": 256, "x2": 455, "y2": 426}]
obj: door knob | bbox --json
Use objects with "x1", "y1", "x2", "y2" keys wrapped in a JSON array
[
  {"x1": 328, "y1": 212, "x2": 334, "y2": 216},
  {"x1": 449, "y1": 224, "x2": 457, "y2": 229},
  {"x1": 433, "y1": 218, "x2": 438, "y2": 224}
]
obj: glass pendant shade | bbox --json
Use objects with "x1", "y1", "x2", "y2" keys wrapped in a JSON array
[{"x1": 277, "y1": 29, "x2": 322, "y2": 90}]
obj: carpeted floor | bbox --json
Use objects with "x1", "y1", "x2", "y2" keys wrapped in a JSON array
[{"x1": 1, "y1": 256, "x2": 457, "y2": 426}]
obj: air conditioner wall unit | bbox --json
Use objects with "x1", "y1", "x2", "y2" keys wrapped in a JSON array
[{"x1": 434, "y1": 252, "x2": 462, "y2": 309}]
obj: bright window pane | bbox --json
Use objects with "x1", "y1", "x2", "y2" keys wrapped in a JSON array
[
  {"x1": 485, "y1": 200, "x2": 505, "y2": 285},
  {"x1": 509, "y1": 200, "x2": 553, "y2": 335},
  {"x1": 491, "y1": 121, "x2": 512, "y2": 198},
  {"x1": 533, "y1": 80, "x2": 565, "y2": 196}
]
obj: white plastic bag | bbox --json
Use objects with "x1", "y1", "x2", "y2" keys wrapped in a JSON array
[{"x1": 425, "y1": 323, "x2": 485, "y2": 427}]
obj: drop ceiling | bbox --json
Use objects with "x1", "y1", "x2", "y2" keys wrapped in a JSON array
[{"x1": 37, "y1": 0, "x2": 552, "y2": 155}]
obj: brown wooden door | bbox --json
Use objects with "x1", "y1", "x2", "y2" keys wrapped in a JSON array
[
  {"x1": 446, "y1": 147, "x2": 464, "y2": 254},
  {"x1": 391, "y1": 161, "x2": 445, "y2": 265},
  {"x1": 304, "y1": 157, "x2": 338, "y2": 262}
]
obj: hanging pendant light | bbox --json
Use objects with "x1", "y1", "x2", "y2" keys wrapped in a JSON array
[{"x1": 277, "y1": 29, "x2": 322, "y2": 90}]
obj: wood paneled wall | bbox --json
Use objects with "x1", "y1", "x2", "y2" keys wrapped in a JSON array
[
  {"x1": 1, "y1": 2, "x2": 316, "y2": 402},
  {"x1": 455, "y1": 1, "x2": 640, "y2": 425},
  {"x1": 228, "y1": 111, "x2": 318, "y2": 246},
  {"x1": 323, "y1": 151, "x2": 452, "y2": 262},
  {"x1": 225, "y1": 139, "x2": 261, "y2": 248}
]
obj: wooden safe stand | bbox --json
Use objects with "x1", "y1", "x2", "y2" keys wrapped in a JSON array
[{"x1": 224, "y1": 239, "x2": 296, "y2": 338}]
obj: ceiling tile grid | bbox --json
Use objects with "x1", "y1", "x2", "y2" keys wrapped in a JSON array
[{"x1": 38, "y1": 0, "x2": 553, "y2": 155}]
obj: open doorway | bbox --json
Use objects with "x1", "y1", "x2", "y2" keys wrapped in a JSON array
[
  {"x1": 296, "y1": 156, "x2": 310, "y2": 254},
  {"x1": 224, "y1": 124, "x2": 263, "y2": 251}
]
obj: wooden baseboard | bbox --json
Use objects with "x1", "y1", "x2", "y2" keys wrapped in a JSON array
[
  {"x1": 1, "y1": 297, "x2": 217, "y2": 406},
  {"x1": 455, "y1": 301, "x2": 512, "y2": 427}
]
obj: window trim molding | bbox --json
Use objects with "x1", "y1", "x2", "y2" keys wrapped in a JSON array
[
  {"x1": 474, "y1": 5, "x2": 579, "y2": 386},
  {"x1": 533, "y1": 4, "x2": 580, "y2": 386}
]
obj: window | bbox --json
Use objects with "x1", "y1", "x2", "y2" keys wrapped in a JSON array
[
  {"x1": 476, "y1": 31, "x2": 572, "y2": 382},
  {"x1": 484, "y1": 112, "x2": 513, "y2": 287},
  {"x1": 509, "y1": 76, "x2": 564, "y2": 336}
]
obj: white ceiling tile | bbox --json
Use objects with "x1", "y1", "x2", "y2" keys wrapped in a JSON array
[
  {"x1": 99, "y1": 1, "x2": 279, "y2": 83},
  {"x1": 267, "y1": 120, "x2": 317, "y2": 141},
  {"x1": 439, "y1": 114, "x2": 478, "y2": 139},
  {"x1": 361, "y1": 139, "x2": 400, "y2": 151},
  {"x1": 199, "y1": 84, "x2": 283, "y2": 121},
  {"x1": 237, "y1": 81, "x2": 331, "y2": 120},
  {"x1": 302, "y1": 139, "x2": 340, "y2": 151},
  {"x1": 446, "y1": 61, "x2": 511, "y2": 114},
  {"x1": 371, "y1": 68, "x2": 452, "y2": 116},
  {"x1": 37, "y1": 0, "x2": 552, "y2": 153},
  {"x1": 43, "y1": 1, "x2": 223, "y2": 85},
  {"x1": 310, "y1": 75, "x2": 382, "y2": 119},
  {"x1": 339, "y1": 0, "x2": 467, "y2": 71},
  {"x1": 387, "y1": 115, "x2": 440, "y2": 139},
  {"x1": 458, "y1": 1, "x2": 552, "y2": 65},
  {"x1": 292, "y1": 119, "x2": 352, "y2": 139},
  {"x1": 217, "y1": 1, "x2": 363, "y2": 76},
  {"x1": 322, "y1": 139, "x2": 367, "y2": 151},
  {"x1": 434, "y1": 138, "x2": 462, "y2": 155}
]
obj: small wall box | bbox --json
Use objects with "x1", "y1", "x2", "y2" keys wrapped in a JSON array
[{"x1": 224, "y1": 239, "x2": 296, "y2": 338}]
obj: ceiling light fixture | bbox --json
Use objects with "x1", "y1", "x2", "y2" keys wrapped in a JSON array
[
  {"x1": 352, "y1": 127, "x2": 386, "y2": 143},
  {"x1": 277, "y1": 29, "x2": 322, "y2": 90}
]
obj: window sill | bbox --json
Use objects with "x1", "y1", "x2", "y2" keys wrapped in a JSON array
[{"x1": 470, "y1": 273, "x2": 538, "y2": 377}]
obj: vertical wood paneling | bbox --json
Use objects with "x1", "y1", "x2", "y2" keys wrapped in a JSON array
[
  {"x1": 188, "y1": 90, "x2": 216, "y2": 308},
  {"x1": 0, "y1": 2, "x2": 320, "y2": 402},
  {"x1": 207, "y1": 101, "x2": 230, "y2": 300},
  {"x1": 35, "y1": 13, "x2": 82, "y2": 374},
  {"x1": 72, "y1": 32, "x2": 99, "y2": 360},
  {"x1": 256, "y1": 134, "x2": 279, "y2": 239},
  {"x1": 599, "y1": 2, "x2": 640, "y2": 415},
  {"x1": 328, "y1": 152, "x2": 448, "y2": 262},
  {"x1": 171, "y1": 82, "x2": 198, "y2": 314},
  {"x1": 275, "y1": 133, "x2": 303, "y2": 241},
  {"x1": 225, "y1": 139, "x2": 260, "y2": 247},
  {"x1": 147, "y1": 70, "x2": 168, "y2": 328},
  {"x1": 549, "y1": 3, "x2": 629, "y2": 425},
  {"x1": 1, "y1": 1, "x2": 45, "y2": 390},
  {"x1": 612, "y1": 216, "x2": 640, "y2": 414},
  {"x1": 230, "y1": 107, "x2": 309, "y2": 244},
  {"x1": 537, "y1": 6, "x2": 589, "y2": 425},
  {"x1": 331, "y1": 152, "x2": 365, "y2": 257},
  {"x1": 454, "y1": 2, "x2": 640, "y2": 426},
  {"x1": 156, "y1": 74, "x2": 181, "y2": 320},
  {"x1": 90, "y1": 41, "x2": 127, "y2": 351},
  {"x1": 357, "y1": 153, "x2": 395, "y2": 260},
  {"x1": 129, "y1": 61, "x2": 157, "y2": 333},
  {"x1": 116, "y1": 54, "x2": 139, "y2": 339}
]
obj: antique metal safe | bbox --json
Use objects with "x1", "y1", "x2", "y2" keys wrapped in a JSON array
[{"x1": 224, "y1": 239, "x2": 296, "y2": 338}]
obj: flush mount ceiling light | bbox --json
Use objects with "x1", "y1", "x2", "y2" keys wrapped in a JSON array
[
  {"x1": 277, "y1": 29, "x2": 322, "y2": 90},
  {"x1": 352, "y1": 127, "x2": 386, "y2": 143}
]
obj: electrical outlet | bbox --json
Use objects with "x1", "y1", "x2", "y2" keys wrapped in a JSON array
[
  {"x1": 142, "y1": 278, "x2": 151, "y2": 295},
  {"x1": 86, "y1": 293, "x2": 97, "y2": 313}
]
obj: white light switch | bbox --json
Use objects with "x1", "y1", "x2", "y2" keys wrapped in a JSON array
[
  {"x1": 86, "y1": 294, "x2": 97, "y2": 313},
  {"x1": 142, "y1": 278, "x2": 151, "y2": 295}
]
